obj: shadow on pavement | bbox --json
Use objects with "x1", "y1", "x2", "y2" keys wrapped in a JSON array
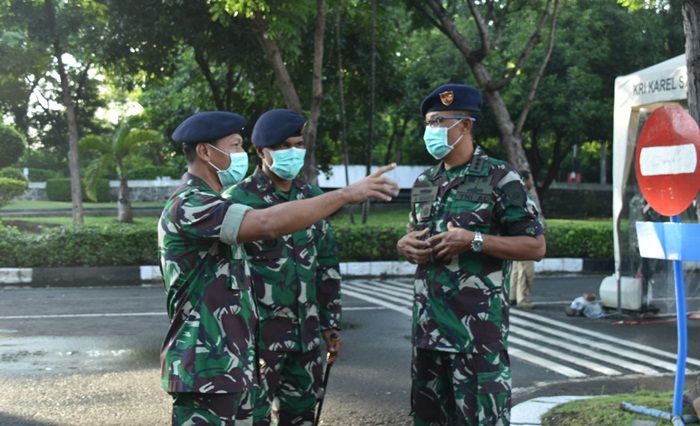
[{"x1": 0, "y1": 412, "x2": 59, "y2": 426}]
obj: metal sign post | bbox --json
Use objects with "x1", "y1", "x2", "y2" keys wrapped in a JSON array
[{"x1": 626, "y1": 105, "x2": 700, "y2": 424}]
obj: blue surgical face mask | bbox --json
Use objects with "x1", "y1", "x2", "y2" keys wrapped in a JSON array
[
  {"x1": 423, "y1": 119, "x2": 466, "y2": 160},
  {"x1": 208, "y1": 144, "x2": 249, "y2": 187},
  {"x1": 264, "y1": 147, "x2": 306, "y2": 180}
]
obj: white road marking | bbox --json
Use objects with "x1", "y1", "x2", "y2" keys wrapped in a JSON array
[
  {"x1": 508, "y1": 347, "x2": 587, "y2": 378},
  {"x1": 342, "y1": 289, "x2": 412, "y2": 316},
  {"x1": 510, "y1": 324, "x2": 660, "y2": 375},
  {"x1": 511, "y1": 309, "x2": 700, "y2": 368},
  {"x1": 351, "y1": 279, "x2": 695, "y2": 377},
  {"x1": 508, "y1": 335, "x2": 622, "y2": 376},
  {"x1": 349, "y1": 281, "x2": 413, "y2": 298},
  {"x1": 343, "y1": 284, "x2": 414, "y2": 308},
  {"x1": 343, "y1": 306, "x2": 386, "y2": 311}
]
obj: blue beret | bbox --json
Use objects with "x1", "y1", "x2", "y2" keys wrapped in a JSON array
[
  {"x1": 172, "y1": 111, "x2": 246, "y2": 144},
  {"x1": 420, "y1": 83, "x2": 482, "y2": 117},
  {"x1": 252, "y1": 109, "x2": 306, "y2": 148}
]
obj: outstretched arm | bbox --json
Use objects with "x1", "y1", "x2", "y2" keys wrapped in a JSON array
[{"x1": 237, "y1": 164, "x2": 399, "y2": 243}]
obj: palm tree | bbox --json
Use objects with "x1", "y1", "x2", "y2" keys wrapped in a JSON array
[{"x1": 80, "y1": 117, "x2": 161, "y2": 223}]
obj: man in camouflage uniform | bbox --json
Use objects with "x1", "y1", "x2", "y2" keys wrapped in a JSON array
[
  {"x1": 396, "y1": 84, "x2": 546, "y2": 425},
  {"x1": 159, "y1": 111, "x2": 398, "y2": 425},
  {"x1": 223, "y1": 109, "x2": 342, "y2": 426}
]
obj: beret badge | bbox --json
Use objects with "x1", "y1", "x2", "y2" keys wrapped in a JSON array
[{"x1": 439, "y1": 90, "x2": 454, "y2": 106}]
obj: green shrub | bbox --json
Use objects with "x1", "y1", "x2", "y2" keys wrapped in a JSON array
[
  {"x1": 0, "y1": 167, "x2": 27, "y2": 181},
  {"x1": 0, "y1": 177, "x2": 28, "y2": 208},
  {"x1": 27, "y1": 168, "x2": 62, "y2": 182},
  {"x1": 46, "y1": 178, "x2": 111, "y2": 202},
  {"x1": 333, "y1": 224, "x2": 405, "y2": 261},
  {"x1": 0, "y1": 219, "x2": 614, "y2": 267},
  {"x1": 0, "y1": 224, "x2": 157, "y2": 267},
  {"x1": 0, "y1": 125, "x2": 26, "y2": 168},
  {"x1": 544, "y1": 220, "x2": 613, "y2": 258}
]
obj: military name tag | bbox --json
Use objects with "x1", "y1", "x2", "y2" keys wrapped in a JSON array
[
  {"x1": 455, "y1": 192, "x2": 491, "y2": 203},
  {"x1": 411, "y1": 187, "x2": 438, "y2": 204},
  {"x1": 454, "y1": 178, "x2": 492, "y2": 203}
]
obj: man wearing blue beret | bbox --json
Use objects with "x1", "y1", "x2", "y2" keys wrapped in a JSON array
[
  {"x1": 159, "y1": 111, "x2": 399, "y2": 425},
  {"x1": 396, "y1": 84, "x2": 546, "y2": 425},
  {"x1": 223, "y1": 109, "x2": 341, "y2": 425}
]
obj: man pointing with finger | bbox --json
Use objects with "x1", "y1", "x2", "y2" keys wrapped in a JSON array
[
  {"x1": 159, "y1": 111, "x2": 398, "y2": 425},
  {"x1": 396, "y1": 84, "x2": 545, "y2": 425}
]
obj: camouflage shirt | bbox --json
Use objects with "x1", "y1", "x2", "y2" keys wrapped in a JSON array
[
  {"x1": 158, "y1": 173, "x2": 257, "y2": 394},
  {"x1": 223, "y1": 167, "x2": 342, "y2": 353},
  {"x1": 408, "y1": 146, "x2": 543, "y2": 354}
]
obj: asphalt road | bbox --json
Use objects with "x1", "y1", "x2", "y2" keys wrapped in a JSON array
[{"x1": 0, "y1": 275, "x2": 698, "y2": 425}]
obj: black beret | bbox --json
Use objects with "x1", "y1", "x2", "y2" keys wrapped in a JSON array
[
  {"x1": 172, "y1": 111, "x2": 246, "y2": 144},
  {"x1": 252, "y1": 109, "x2": 305, "y2": 148},
  {"x1": 420, "y1": 83, "x2": 482, "y2": 117}
]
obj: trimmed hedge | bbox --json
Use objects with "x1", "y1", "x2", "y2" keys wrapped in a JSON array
[
  {"x1": 0, "y1": 224, "x2": 156, "y2": 267},
  {"x1": 46, "y1": 178, "x2": 111, "y2": 202},
  {"x1": 0, "y1": 167, "x2": 27, "y2": 181},
  {"x1": 0, "y1": 177, "x2": 28, "y2": 207},
  {"x1": 0, "y1": 220, "x2": 613, "y2": 267},
  {"x1": 28, "y1": 168, "x2": 62, "y2": 182}
]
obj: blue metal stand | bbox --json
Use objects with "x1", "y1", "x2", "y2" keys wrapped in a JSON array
[
  {"x1": 634, "y1": 220, "x2": 700, "y2": 425},
  {"x1": 671, "y1": 215, "x2": 688, "y2": 425}
]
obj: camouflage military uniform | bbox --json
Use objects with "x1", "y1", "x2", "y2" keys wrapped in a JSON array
[
  {"x1": 408, "y1": 147, "x2": 543, "y2": 425},
  {"x1": 223, "y1": 167, "x2": 341, "y2": 426},
  {"x1": 159, "y1": 173, "x2": 257, "y2": 425}
]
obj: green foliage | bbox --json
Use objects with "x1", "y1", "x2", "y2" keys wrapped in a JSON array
[
  {"x1": 46, "y1": 178, "x2": 110, "y2": 202},
  {"x1": 0, "y1": 167, "x2": 26, "y2": 181},
  {"x1": 333, "y1": 224, "x2": 405, "y2": 261},
  {"x1": 27, "y1": 168, "x2": 62, "y2": 182},
  {"x1": 79, "y1": 116, "x2": 161, "y2": 205},
  {"x1": 0, "y1": 218, "x2": 612, "y2": 267},
  {"x1": 0, "y1": 177, "x2": 28, "y2": 208},
  {"x1": 0, "y1": 223, "x2": 156, "y2": 267},
  {"x1": 544, "y1": 219, "x2": 613, "y2": 258},
  {"x1": 0, "y1": 125, "x2": 26, "y2": 168}
]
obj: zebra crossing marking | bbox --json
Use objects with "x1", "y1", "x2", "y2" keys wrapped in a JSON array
[{"x1": 343, "y1": 279, "x2": 699, "y2": 379}]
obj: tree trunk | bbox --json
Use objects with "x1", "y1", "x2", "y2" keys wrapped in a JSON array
[
  {"x1": 362, "y1": 0, "x2": 377, "y2": 224},
  {"x1": 118, "y1": 175, "x2": 133, "y2": 223},
  {"x1": 251, "y1": 13, "x2": 303, "y2": 112},
  {"x1": 193, "y1": 48, "x2": 225, "y2": 110},
  {"x1": 683, "y1": 0, "x2": 699, "y2": 223},
  {"x1": 45, "y1": 0, "x2": 83, "y2": 225},
  {"x1": 303, "y1": 0, "x2": 326, "y2": 185},
  {"x1": 336, "y1": 10, "x2": 354, "y2": 224},
  {"x1": 683, "y1": 0, "x2": 700, "y2": 126}
]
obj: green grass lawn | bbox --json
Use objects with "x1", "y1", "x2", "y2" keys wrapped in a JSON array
[
  {"x1": 0, "y1": 200, "x2": 165, "y2": 210},
  {"x1": 542, "y1": 390, "x2": 697, "y2": 426}
]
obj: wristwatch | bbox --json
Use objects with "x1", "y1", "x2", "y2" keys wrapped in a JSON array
[{"x1": 471, "y1": 231, "x2": 484, "y2": 252}]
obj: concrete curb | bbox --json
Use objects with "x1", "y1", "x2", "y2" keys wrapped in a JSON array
[
  {"x1": 511, "y1": 395, "x2": 595, "y2": 425},
  {"x1": 0, "y1": 258, "x2": 608, "y2": 286}
]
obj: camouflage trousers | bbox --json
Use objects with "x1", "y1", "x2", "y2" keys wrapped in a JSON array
[
  {"x1": 411, "y1": 347, "x2": 511, "y2": 426},
  {"x1": 172, "y1": 391, "x2": 255, "y2": 425},
  {"x1": 253, "y1": 347, "x2": 324, "y2": 426}
]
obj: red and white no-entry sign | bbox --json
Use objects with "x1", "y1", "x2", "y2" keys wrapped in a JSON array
[{"x1": 634, "y1": 105, "x2": 700, "y2": 216}]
